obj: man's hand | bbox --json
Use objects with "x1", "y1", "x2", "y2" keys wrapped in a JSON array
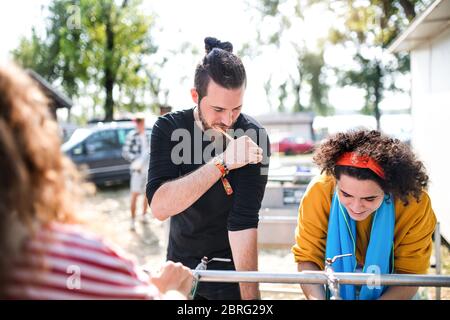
[{"x1": 222, "y1": 136, "x2": 263, "y2": 170}]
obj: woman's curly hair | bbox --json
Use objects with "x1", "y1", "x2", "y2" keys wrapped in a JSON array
[
  {"x1": 314, "y1": 129, "x2": 428, "y2": 205},
  {"x1": 0, "y1": 63, "x2": 82, "y2": 296}
]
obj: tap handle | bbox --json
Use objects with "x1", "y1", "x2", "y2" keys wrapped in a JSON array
[{"x1": 331, "y1": 253, "x2": 353, "y2": 264}]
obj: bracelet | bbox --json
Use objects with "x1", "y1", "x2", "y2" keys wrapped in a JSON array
[
  {"x1": 213, "y1": 157, "x2": 233, "y2": 195},
  {"x1": 213, "y1": 156, "x2": 229, "y2": 176},
  {"x1": 222, "y1": 160, "x2": 230, "y2": 175},
  {"x1": 220, "y1": 176, "x2": 233, "y2": 195},
  {"x1": 188, "y1": 274, "x2": 200, "y2": 300}
]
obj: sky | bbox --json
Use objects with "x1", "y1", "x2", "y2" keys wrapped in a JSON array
[
  {"x1": 0, "y1": 0, "x2": 410, "y2": 119},
  {"x1": 0, "y1": 0, "x2": 49, "y2": 60}
]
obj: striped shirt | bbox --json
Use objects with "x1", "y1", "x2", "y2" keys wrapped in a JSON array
[{"x1": 5, "y1": 223, "x2": 161, "y2": 300}]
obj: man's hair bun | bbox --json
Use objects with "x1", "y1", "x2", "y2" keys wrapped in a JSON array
[{"x1": 204, "y1": 37, "x2": 233, "y2": 54}]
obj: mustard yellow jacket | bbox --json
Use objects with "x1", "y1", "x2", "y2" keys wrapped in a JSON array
[{"x1": 292, "y1": 174, "x2": 437, "y2": 274}]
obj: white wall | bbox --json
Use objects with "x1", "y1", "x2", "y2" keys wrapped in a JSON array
[
  {"x1": 255, "y1": 113, "x2": 314, "y2": 141},
  {"x1": 411, "y1": 27, "x2": 450, "y2": 242},
  {"x1": 264, "y1": 123, "x2": 313, "y2": 141}
]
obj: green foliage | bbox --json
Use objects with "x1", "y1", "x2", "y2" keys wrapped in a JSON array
[
  {"x1": 249, "y1": 0, "x2": 433, "y2": 121},
  {"x1": 301, "y1": 51, "x2": 329, "y2": 115},
  {"x1": 278, "y1": 82, "x2": 288, "y2": 112},
  {"x1": 251, "y1": 0, "x2": 332, "y2": 116},
  {"x1": 12, "y1": 29, "x2": 56, "y2": 80},
  {"x1": 256, "y1": 0, "x2": 282, "y2": 16},
  {"x1": 12, "y1": 0, "x2": 159, "y2": 121},
  {"x1": 327, "y1": 0, "x2": 432, "y2": 128}
]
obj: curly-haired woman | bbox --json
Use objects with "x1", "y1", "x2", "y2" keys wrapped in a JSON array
[
  {"x1": 292, "y1": 130, "x2": 436, "y2": 300},
  {"x1": 0, "y1": 62, "x2": 193, "y2": 299}
]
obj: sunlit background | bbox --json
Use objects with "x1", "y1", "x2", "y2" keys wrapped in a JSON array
[
  {"x1": 0, "y1": 0, "x2": 449, "y2": 299},
  {"x1": 0, "y1": 0, "x2": 424, "y2": 136}
]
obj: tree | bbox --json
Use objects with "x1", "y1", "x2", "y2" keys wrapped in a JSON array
[
  {"x1": 12, "y1": 29, "x2": 57, "y2": 83},
  {"x1": 249, "y1": 0, "x2": 332, "y2": 115},
  {"x1": 13, "y1": 0, "x2": 158, "y2": 121},
  {"x1": 325, "y1": 0, "x2": 432, "y2": 129},
  {"x1": 297, "y1": 50, "x2": 329, "y2": 114}
]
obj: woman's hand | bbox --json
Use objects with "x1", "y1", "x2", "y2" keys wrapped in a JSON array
[
  {"x1": 298, "y1": 261, "x2": 326, "y2": 300},
  {"x1": 150, "y1": 261, "x2": 193, "y2": 298}
]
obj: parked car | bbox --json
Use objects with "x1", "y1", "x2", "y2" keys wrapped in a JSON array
[
  {"x1": 270, "y1": 136, "x2": 314, "y2": 155},
  {"x1": 62, "y1": 122, "x2": 151, "y2": 185}
]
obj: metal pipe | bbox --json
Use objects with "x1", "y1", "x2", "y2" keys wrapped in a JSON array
[
  {"x1": 194, "y1": 270, "x2": 450, "y2": 287},
  {"x1": 435, "y1": 222, "x2": 442, "y2": 300}
]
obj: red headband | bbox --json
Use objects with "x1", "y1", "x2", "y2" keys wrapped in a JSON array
[{"x1": 336, "y1": 152, "x2": 385, "y2": 179}]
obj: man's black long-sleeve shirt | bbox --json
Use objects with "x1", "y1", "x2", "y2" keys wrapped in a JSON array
[{"x1": 146, "y1": 108, "x2": 270, "y2": 270}]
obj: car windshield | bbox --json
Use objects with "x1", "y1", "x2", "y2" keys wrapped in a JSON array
[{"x1": 62, "y1": 128, "x2": 92, "y2": 152}]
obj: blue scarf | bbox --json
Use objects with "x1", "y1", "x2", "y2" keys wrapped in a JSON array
[{"x1": 325, "y1": 190, "x2": 395, "y2": 300}]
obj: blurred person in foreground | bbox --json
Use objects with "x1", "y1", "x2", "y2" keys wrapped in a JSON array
[
  {"x1": 292, "y1": 129, "x2": 436, "y2": 300},
  {"x1": 0, "y1": 62, "x2": 192, "y2": 299}
]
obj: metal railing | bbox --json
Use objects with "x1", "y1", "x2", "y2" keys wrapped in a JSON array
[
  {"x1": 435, "y1": 222, "x2": 442, "y2": 300},
  {"x1": 191, "y1": 222, "x2": 448, "y2": 299},
  {"x1": 191, "y1": 253, "x2": 450, "y2": 300},
  {"x1": 194, "y1": 270, "x2": 450, "y2": 287}
]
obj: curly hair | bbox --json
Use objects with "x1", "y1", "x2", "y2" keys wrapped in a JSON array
[
  {"x1": 313, "y1": 130, "x2": 428, "y2": 205},
  {"x1": 0, "y1": 63, "x2": 82, "y2": 296}
]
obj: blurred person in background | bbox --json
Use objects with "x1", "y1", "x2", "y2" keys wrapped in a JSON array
[{"x1": 122, "y1": 113, "x2": 151, "y2": 231}]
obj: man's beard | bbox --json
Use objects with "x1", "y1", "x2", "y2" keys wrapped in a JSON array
[
  {"x1": 197, "y1": 105, "x2": 234, "y2": 151},
  {"x1": 198, "y1": 105, "x2": 236, "y2": 131},
  {"x1": 197, "y1": 105, "x2": 212, "y2": 131}
]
